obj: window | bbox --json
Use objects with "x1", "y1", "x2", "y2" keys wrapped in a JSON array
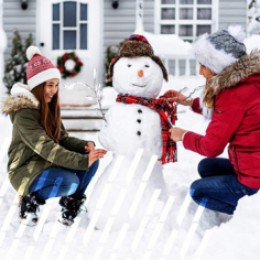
[
  {"x1": 157, "y1": 0, "x2": 215, "y2": 42},
  {"x1": 52, "y1": 1, "x2": 88, "y2": 50}
]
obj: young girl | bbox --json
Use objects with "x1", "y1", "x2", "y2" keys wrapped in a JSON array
[
  {"x1": 166, "y1": 26, "x2": 260, "y2": 216},
  {"x1": 3, "y1": 46, "x2": 107, "y2": 225}
]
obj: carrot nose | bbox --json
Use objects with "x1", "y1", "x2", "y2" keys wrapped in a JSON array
[{"x1": 138, "y1": 69, "x2": 144, "y2": 77}]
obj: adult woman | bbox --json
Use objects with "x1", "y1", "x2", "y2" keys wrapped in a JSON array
[
  {"x1": 3, "y1": 46, "x2": 107, "y2": 225},
  {"x1": 166, "y1": 26, "x2": 260, "y2": 215}
]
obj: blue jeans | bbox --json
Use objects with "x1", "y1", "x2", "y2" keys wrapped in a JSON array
[
  {"x1": 190, "y1": 158, "x2": 258, "y2": 215},
  {"x1": 29, "y1": 161, "x2": 99, "y2": 201}
]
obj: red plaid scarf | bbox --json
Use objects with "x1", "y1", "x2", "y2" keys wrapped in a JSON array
[{"x1": 116, "y1": 94, "x2": 177, "y2": 164}]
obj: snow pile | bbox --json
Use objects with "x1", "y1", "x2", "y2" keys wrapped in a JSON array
[
  {"x1": 134, "y1": 30, "x2": 193, "y2": 56},
  {"x1": 200, "y1": 193, "x2": 260, "y2": 260}
]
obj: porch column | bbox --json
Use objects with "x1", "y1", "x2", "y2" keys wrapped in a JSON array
[
  {"x1": 135, "y1": 0, "x2": 144, "y2": 33},
  {"x1": 0, "y1": 0, "x2": 7, "y2": 97}
]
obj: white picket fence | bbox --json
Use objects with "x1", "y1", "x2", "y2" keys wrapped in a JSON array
[{"x1": 0, "y1": 150, "x2": 218, "y2": 260}]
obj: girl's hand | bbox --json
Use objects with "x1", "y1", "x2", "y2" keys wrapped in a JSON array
[
  {"x1": 163, "y1": 89, "x2": 180, "y2": 99},
  {"x1": 163, "y1": 90, "x2": 193, "y2": 107},
  {"x1": 169, "y1": 127, "x2": 187, "y2": 142},
  {"x1": 88, "y1": 149, "x2": 107, "y2": 166},
  {"x1": 85, "y1": 141, "x2": 95, "y2": 152}
]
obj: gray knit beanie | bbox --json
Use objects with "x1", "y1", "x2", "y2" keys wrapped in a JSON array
[{"x1": 193, "y1": 25, "x2": 247, "y2": 73}]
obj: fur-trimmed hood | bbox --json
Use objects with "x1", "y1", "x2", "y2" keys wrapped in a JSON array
[
  {"x1": 208, "y1": 50, "x2": 260, "y2": 96},
  {"x1": 2, "y1": 83, "x2": 39, "y2": 115}
]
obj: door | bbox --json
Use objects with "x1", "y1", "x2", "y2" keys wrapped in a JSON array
[{"x1": 36, "y1": 0, "x2": 103, "y2": 105}]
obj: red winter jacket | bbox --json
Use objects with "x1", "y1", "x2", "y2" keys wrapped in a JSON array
[{"x1": 183, "y1": 52, "x2": 260, "y2": 189}]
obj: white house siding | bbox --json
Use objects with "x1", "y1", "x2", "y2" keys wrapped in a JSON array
[
  {"x1": 104, "y1": 0, "x2": 248, "y2": 49},
  {"x1": 1, "y1": 0, "x2": 7, "y2": 96},
  {"x1": 218, "y1": 0, "x2": 247, "y2": 29},
  {"x1": 143, "y1": 0, "x2": 155, "y2": 33},
  {"x1": 3, "y1": 0, "x2": 36, "y2": 60},
  {"x1": 104, "y1": 0, "x2": 154, "y2": 48},
  {"x1": 104, "y1": 0, "x2": 135, "y2": 48}
]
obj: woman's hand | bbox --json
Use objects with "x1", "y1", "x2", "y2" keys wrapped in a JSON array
[
  {"x1": 88, "y1": 149, "x2": 107, "y2": 166},
  {"x1": 169, "y1": 127, "x2": 187, "y2": 142},
  {"x1": 163, "y1": 90, "x2": 193, "y2": 107},
  {"x1": 85, "y1": 141, "x2": 95, "y2": 152}
]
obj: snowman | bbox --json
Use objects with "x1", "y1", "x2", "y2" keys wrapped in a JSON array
[{"x1": 88, "y1": 35, "x2": 177, "y2": 230}]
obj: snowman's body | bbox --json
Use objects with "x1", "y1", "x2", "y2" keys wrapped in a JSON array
[
  {"x1": 99, "y1": 103, "x2": 162, "y2": 156},
  {"x1": 89, "y1": 56, "x2": 169, "y2": 230}
]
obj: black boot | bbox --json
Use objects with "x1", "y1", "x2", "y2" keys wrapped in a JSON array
[
  {"x1": 19, "y1": 194, "x2": 45, "y2": 223},
  {"x1": 59, "y1": 194, "x2": 86, "y2": 226}
]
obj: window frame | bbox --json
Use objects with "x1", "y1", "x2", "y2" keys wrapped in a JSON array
[
  {"x1": 154, "y1": 0, "x2": 218, "y2": 42},
  {"x1": 52, "y1": 1, "x2": 88, "y2": 50}
]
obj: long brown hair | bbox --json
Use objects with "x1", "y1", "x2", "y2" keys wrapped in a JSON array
[
  {"x1": 31, "y1": 83, "x2": 61, "y2": 142},
  {"x1": 203, "y1": 80, "x2": 215, "y2": 109}
]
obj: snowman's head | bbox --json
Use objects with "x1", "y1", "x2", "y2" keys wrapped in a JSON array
[
  {"x1": 113, "y1": 56, "x2": 164, "y2": 98},
  {"x1": 107, "y1": 34, "x2": 168, "y2": 98}
]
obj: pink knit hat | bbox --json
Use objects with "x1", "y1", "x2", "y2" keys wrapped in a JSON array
[{"x1": 26, "y1": 46, "x2": 61, "y2": 90}]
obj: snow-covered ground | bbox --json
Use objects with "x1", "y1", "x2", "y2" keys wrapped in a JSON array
[{"x1": 0, "y1": 74, "x2": 260, "y2": 260}]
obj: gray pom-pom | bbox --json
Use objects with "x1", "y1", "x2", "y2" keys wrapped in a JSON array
[{"x1": 26, "y1": 46, "x2": 41, "y2": 60}]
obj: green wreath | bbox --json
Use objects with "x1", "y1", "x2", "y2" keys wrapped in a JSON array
[{"x1": 57, "y1": 52, "x2": 83, "y2": 79}]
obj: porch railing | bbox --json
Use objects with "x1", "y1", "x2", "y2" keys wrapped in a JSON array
[{"x1": 161, "y1": 54, "x2": 198, "y2": 77}]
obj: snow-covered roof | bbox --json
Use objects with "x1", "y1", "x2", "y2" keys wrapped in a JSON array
[{"x1": 134, "y1": 30, "x2": 193, "y2": 57}]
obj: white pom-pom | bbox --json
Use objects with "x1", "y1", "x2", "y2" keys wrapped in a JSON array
[
  {"x1": 227, "y1": 25, "x2": 246, "y2": 43},
  {"x1": 26, "y1": 46, "x2": 41, "y2": 60}
]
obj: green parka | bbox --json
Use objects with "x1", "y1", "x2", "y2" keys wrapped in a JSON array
[{"x1": 2, "y1": 83, "x2": 91, "y2": 196}]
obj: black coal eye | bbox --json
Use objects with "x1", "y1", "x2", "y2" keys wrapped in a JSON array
[
  {"x1": 127, "y1": 64, "x2": 132, "y2": 67},
  {"x1": 145, "y1": 64, "x2": 150, "y2": 68}
]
